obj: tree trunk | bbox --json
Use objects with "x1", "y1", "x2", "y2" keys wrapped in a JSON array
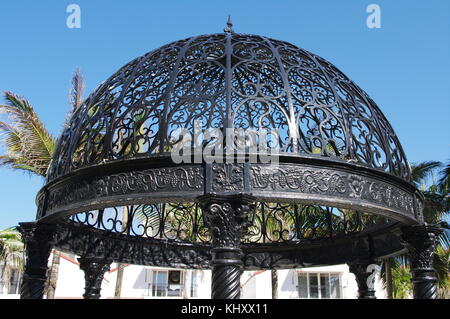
[
  {"x1": 271, "y1": 269, "x2": 278, "y2": 299},
  {"x1": 114, "y1": 264, "x2": 124, "y2": 299},
  {"x1": 46, "y1": 250, "x2": 61, "y2": 299},
  {"x1": 385, "y1": 258, "x2": 393, "y2": 299}
]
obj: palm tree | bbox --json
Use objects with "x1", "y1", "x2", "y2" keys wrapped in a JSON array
[
  {"x1": 0, "y1": 227, "x2": 24, "y2": 294},
  {"x1": 0, "y1": 69, "x2": 85, "y2": 298},
  {"x1": 0, "y1": 93, "x2": 56, "y2": 175},
  {"x1": 381, "y1": 161, "x2": 450, "y2": 298}
]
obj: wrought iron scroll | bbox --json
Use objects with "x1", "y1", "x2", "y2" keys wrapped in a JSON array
[
  {"x1": 69, "y1": 202, "x2": 390, "y2": 244},
  {"x1": 69, "y1": 203, "x2": 211, "y2": 243},
  {"x1": 47, "y1": 33, "x2": 410, "y2": 181}
]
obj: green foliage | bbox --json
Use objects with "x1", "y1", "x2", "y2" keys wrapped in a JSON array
[
  {"x1": 434, "y1": 246, "x2": 450, "y2": 298},
  {"x1": 0, "y1": 227, "x2": 25, "y2": 288},
  {"x1": 392, "y1": 265, "x2": 412, "y2": 299}
]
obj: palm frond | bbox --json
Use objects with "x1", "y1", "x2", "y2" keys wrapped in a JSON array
[
  {"x1": 63, "y1": 69, "x2": 86, "y2": 131},
  {"x1": 438, "y1": 162, "x2": 450, "y2": 194},
  {"x1": 69, "y1": 68, "x2": 85, "y2": 110},
  {"x1": 0, "y1": 91, "x2": 56, "y2": 177},
  {"x1": 422, "y1": 191, "x2": 450, "y2": 223},
  {"x1": 438, "y1": 225, "x2": 450, "y2": 250},
  {"x1": 410, "y1": 161, "x2": 442, "y2": 187}
]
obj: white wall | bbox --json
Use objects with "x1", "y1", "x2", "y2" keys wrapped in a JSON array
[
  {"x1": 52, "y1": 253, "x2": 84, "y2": 298},
  {"x1": 241, "y1": 270, "x2": 272, "y2": 299},
  {"x1": 114, "y1": 264, "x2": 148, "y2": 298},
  {"x1": 278, "y1": 269, "x2": 302, "y2": 299},
  {"x1": 194, "y1": 270, "x2": 211, "y2": 299}
]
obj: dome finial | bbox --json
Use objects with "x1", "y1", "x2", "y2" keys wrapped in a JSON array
[{"x1": 224, "y1": 15, "x2": 234, "y2": 33}]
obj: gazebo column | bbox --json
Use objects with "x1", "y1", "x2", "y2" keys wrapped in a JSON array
[
  {"x1": 401, "y1": 224, "x2": 442, "y2": 299},
  {"x1": 78, "y1": 257, "x2": 111, "y2": 299},
  {"x1": 200, "y1": 194, "x2": 255, "y2": 299},
  {"x1": 18, "y1": 222, "x2": 56, "y2": 299},
  {"x1": 348, "y1": 259, "x2": 381, "y2": 299}
]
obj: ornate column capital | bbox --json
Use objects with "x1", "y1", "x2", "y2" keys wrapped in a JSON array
[
  {"x1": 19, "y1": 222, "x2": 57, "y2": 266},
  {"x1": 198, "y1": 194, "x2": 256, "y2": 299},
  {"x1": 78, "y1": 257, "x2": 112, "y2": 299},
  {"x1": 400, "y1": 224, "x2": 443, "y2": 299},
  {"x1": 348, "y1": 259, "x2": 381, "y2": 299},
  {"x1": 401, "y1": 224, "x2": 442, "y2": 269},
  {"x1": 198, "y1": 194, "x2": 256, "y2": 248},
  {"x1": 18, "y1": 222, "x2": 57, "y2": 299}
]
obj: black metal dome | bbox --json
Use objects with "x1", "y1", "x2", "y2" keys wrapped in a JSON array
[{"x1": 47, "y1": 32, "x2": 410, "y2": 182}]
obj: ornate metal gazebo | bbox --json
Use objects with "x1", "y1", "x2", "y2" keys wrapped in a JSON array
[{"x1": 19, "y1": 20, "x2": 442, "y2": 299}]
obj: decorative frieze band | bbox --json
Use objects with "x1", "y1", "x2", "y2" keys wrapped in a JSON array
[
  {"x1": 250, "y1": 165, "x2": 417, "y2": 219},
  {"x1": 42, "y1": 166, "x2": 203, "y2": 217},
  {"x1": 38, "y1": 161, "x2": 420, "y2": 223}
]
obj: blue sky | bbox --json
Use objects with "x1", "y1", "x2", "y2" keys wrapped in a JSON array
[{"x1": 0, "y1": 0, "x2": 449, "y2": 229}]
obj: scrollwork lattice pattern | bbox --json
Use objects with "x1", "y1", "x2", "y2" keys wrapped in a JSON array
[
  {"x1": 48, "y1": 33, "x2": 410, "y2": 181},
  {"x1": 69, "y1": 202, "x2": 390, "y2": 244}
]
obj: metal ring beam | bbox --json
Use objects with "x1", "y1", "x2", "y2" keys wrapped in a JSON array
[{"x1": 37, "y1": 155, "x2": 422, "y2": 225}]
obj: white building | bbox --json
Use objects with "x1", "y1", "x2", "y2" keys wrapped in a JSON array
[{"x1": 0, "y1": 250, "x2": 387, "y2": 299}]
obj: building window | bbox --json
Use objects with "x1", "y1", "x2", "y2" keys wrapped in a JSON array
[
  {"x1": 150, "y1": 270, "x2": 184, "y2": 297},
  {"x1": 151, "y1": 270, "x2": 168, "y2": 297},
  {"x1": 168, "y1": 270, "x2": 182, "y2": 297},
  {"x1": 298, "y1": 272, "x2": 341, "y2": 299}
]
